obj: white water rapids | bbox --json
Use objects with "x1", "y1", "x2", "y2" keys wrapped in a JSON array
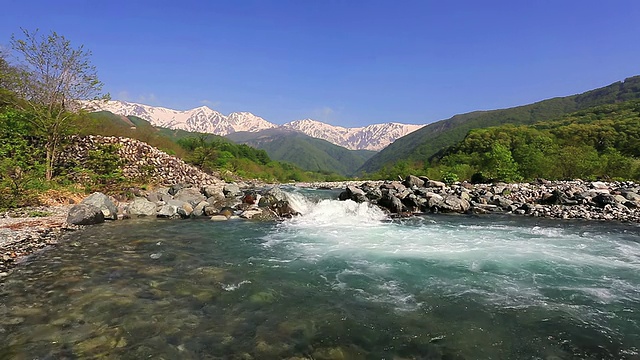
[{"x1": 273, "y1": 190, "x2": 640, "y2": 318}]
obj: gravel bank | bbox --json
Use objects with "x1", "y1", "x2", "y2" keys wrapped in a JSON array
[{"x1": 0, "y1": 205, "x2": 76, "y2": 278}]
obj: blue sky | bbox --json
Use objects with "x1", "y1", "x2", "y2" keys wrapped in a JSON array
[{"x1": 1, "y1": 1, "x2": 639, "y2": 127}]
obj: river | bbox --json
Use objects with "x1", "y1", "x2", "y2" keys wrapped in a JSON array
[{"x1": 1, "y1": 188, "x2": 639, "y2": 359}]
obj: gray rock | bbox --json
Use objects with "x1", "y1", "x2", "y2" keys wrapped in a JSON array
[
  {"x1": 430, "y1": 195, "x2": 470, "y2": 213},
  {"x1": 344, "y1": 185, "x2": 368, "y2": 203},
  {"x1": 270, "y1": 201, "x2": 298, "y2": 218},
  {"x1": 492, "y1": 196, "x2": 513, "y2": 209},
  {"x1": 165, "y1": 199, "x2": 193, "y2": 218},
  {"x1": 401, "y1": 194, "x2": 422, "y2": 211},
  {"x1": 157, "y1": 204, "x2": 178, "y2": 218},
  {"x1": 426, "y1": 180, "x2": 446, "y2": 188},
  {"x1": 127, "y1": 198, "x2": 157, "y2": 216},
  {"x1": 81, "y1": 192, "x2": 118, "y2": 220},
  {"x1": 202, "y1": 185, "x2": 224, "y2": 199},
  {"x1": 593, "y1": 193, "x2": 617, "y2": 208},
  {"x1": 177, "y1": 203, "x2": 194, "y2": 218},
  {"x1": 223, "y1": 183, "x2": 242, "y2": 197},
  {"x1": 203, "y1": 205, "x2": 219, "y2": 216},
  {"x1": 425, "y1": 192, "x2": 443, "y2": 202},
  {"x1": 259, "y1": 187, "x2": 287, "y2": 207},
  {"x1": 622, "y1": 190, "x2": 640, "y2": 202},
  {"x1": 67, "y1": 204, "x2": 105, "y2": 225},
  {"x1": 240, "y1": 208, "x2": 277, "y2": 221},
  {"x1": 379, "y1": 192, "x2": 404, "y2": 213},
  {"x1": 192, "y1": 201, "x2": 209, "y2": 217},
  {"x1": 613, "y1": 194, "x2": 628, "y2": 204},
  {"x1": 403, "y1": 175, "x2": 425, "y2": 188},
  {"x1": 145, "y1": 192, "x2": 161, "y2": 203},
  {"x1": 169, "y1": 183, "x2": 189, "y2": 196},
  {"x1": 174, "y1": 188, "x2": 206, "y2": 206},
  {"x1": 365, "y1": 187, "x2": 383, "y2": 201}
]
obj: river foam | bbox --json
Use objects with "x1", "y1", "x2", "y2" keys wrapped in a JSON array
[{"x1": 262, "y1": 193, "x2": 640, "y2": 319}]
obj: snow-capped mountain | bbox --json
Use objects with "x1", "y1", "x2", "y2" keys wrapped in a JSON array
[
  {"x1": 89, "y1": 100, "x2": 423, "y2": 151},
  {"x1": 88, "y1": 100, "x2": 276, "y2": 135},
  {"x1": 282, "y1": 119, "x2": 424, "y2": 151}
]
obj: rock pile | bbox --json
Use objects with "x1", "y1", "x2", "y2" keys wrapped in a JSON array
[
  {"x1": 338, "y1": 176, "x2": 640, "y2": 222},
  {"x1": 66, "y1": 184, "x2": 300, "y2": 225},
  {"x1": 62, "y1": 135, "x2": 225, "y2": 188}
]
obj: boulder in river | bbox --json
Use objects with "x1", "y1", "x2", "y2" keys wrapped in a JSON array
[
  {"x1": 223, "y1": 183, "x2": 242, "y2": 198},
  {"x1": 81, "y1": 192, "x2": 118, "y2": 220},
  {"x1": 127, "y1": 198, "x2": 157, "y2": 216},
  {"x1": 339, "y1": 185, "x2": 368, "y2": 203},
  {"x1": 259, "y1": 187, "x2": 287, "y2": 206},
  {"x1": 174, "y1": 188, "x2": 206, "y2": 207},
  {"x1": 378, "y1": 192, "x2": 404, "y2": 214},
  {"x1": 67, "y1": 204, "x2": 105, "y2": 225}
]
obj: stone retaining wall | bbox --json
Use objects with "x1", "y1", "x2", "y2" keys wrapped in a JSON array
[{"x1": 62, "y1": 135, "x2": 224, "y2": 188}]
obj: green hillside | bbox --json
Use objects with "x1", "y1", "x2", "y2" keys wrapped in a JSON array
[
  {"x1": 359, "y1": 75, "x2": 640, "y2": 174},
  {"x1": 430, "y1": 99, "x2": 640, "y2": 182},
  {"x1": 226, "y1": 129, "x2": 376, "y2": 176}
]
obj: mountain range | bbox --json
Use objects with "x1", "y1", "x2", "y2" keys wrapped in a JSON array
[{"x1": 89, "y1": 100, "x2": 423, "y2": 151}]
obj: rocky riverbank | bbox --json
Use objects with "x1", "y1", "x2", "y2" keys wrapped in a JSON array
[{"x1": 333, "y1": 176, "x2": 640, "y2": 222}]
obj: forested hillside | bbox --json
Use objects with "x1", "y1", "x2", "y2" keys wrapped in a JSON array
[
  {"x1": 378, "y1": 99, "x2": 640, "y2": 182},
  {"x1": 360, "y1": 75, "x2": 640, "y2": 174}
]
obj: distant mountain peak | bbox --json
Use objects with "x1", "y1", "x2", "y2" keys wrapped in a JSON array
[{"x1": 90, "y1": 100, "x2": 424, "y2": 151}]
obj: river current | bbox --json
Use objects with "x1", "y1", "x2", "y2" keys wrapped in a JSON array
[{"x1": 1, "y1": 188, "x2": 639, "y2": 359}]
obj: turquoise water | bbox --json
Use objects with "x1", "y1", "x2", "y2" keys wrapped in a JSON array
[{"x1": 1, "y1": 190, "x2": 639, "y2": 359}]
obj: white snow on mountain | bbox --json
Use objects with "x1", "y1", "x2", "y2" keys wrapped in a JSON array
[
  {"x1": 282, "y1": 119, "x2": 424, "y2": 151},
  {"x1": 89, "y1": 100, "x2": 424, "y2": 151},
  {"x1": 88, "y1": 100, "x2": 276, "y2": 135}
]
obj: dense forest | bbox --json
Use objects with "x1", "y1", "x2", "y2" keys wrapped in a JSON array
[{"x1": 372, "y1": 100, "x2": 640, "y2": 182}]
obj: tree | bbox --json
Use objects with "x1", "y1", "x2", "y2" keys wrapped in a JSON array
[
  {"x1": 483, "y1": 143, "x2": 522, "y2": 182},
  {"x1": 10, "y1": 29, "x2": 105, "y2": 180}
]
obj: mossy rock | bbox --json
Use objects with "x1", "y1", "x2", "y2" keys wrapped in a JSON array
[{"x1": 249, "y1": 290, "x2": 277, "y2": 304}]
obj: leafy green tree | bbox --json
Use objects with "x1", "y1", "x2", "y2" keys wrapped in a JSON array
[
  {"x1": 0, "y1": 109, "x2": 45, "y2": 207},
  {"x1": 10, "y1": 29, "x2": 106, "y2": 180},
  {"x1": 483, "y1": 143, "x2": 522, "y2": 182},
  {"x1": 600, "y1": 147, "x2": 634, "y2": 179}
]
